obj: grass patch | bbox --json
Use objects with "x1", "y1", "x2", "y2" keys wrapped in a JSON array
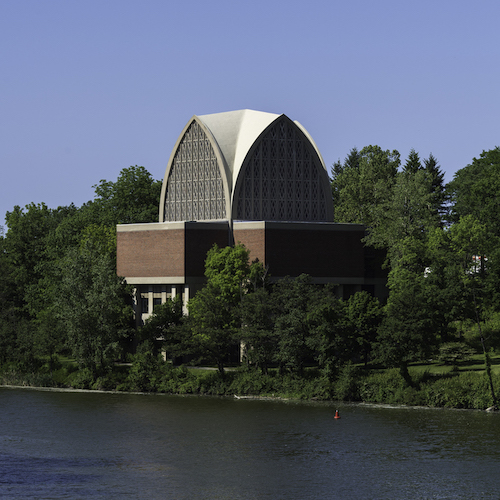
[{"x1": 408, "y1": 353, "x2": 500, "y2": 376}]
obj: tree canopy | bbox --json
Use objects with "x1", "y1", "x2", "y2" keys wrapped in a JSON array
[
  {"x1": 1, "y1": 147, "x2": 500, "y2": 406},
  {"x1": 0, "y1": 165, "x2": 161, "y2": 369},
  {"x1": 447, "y1": 147, "x2": 500, "y2": 233}
]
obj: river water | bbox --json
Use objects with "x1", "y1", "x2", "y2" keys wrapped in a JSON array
[{"x1": 1, "y1": 387, "x2": 499, "y2": 499}]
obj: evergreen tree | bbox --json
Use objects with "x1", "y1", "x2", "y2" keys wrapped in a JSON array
[
  {"x1": 423, "y1": 153, "x2": 447, "y2": 221},
  {"x1": 331, "y1": 147, "x2": 360, "y2": 178},
  {"x1": 403, "y1": 148, "x2": 422, "y2": 174}
]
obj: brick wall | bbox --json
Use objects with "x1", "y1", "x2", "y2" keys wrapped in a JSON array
[
  {"x1": 117, "y1": 222, "x2": 369, "y2": 283},
  {"x1": 117, "y1": 229, "x2": 185, "y2": 278},
  {"x1": 232, "y1": 228, "x2": 266, "y2": 265}
]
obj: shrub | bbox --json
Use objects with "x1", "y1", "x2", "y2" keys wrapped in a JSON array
[
  {"x1": 437, "y1": 342, "x2": 475, "y2": 366},
  {"x1": 127, "y1": 343, "x2": 164, "y2": 392},
  {"x1": 228, "y1": 369, "x2": 275, "y2": 396},
  {"x1": 423, "y1": 372, "x2": 496, "y2": 409},
  {"x1": 156, "y1": 365, "x2": 202, "y2": 394},
  {"x1": 359, "y1": 369, "x2": 426, "y2": 405},
  {"x1": 68, "y1": 368, "x2": 94, "y2": 389},
  {"x1": 333, "y1": 363, "x2": 359, "y2": 401}
]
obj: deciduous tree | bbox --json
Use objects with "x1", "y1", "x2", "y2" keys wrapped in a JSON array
[
  {"x1": 331, "y1": 145, "x2": 400, "y2": 247},
  {"x1": 92, "y1": 165, "x2": 162, "y2": 225},
  {"x1": 447, "y1": 215, "x2": 498, "y2": 405},
  {"x1": 346, "y1": 291, "x2": 383, "y2": 367},
  {"x1": 447, "y1": 147, "x2": 500, "y2": 233},
  {"x1": 139, "y1": 296, "x2": 184, "y2": 357},
  {"x1": 271, "y1": 275, "x2": 322, "y2": 375},
  {"x1": 188, "y1": 244, "x2": 263, "y2": 374},
  {"x1": 240, "y1": 287, "x2": 277, "y2": 373},
  {"x1": 57, "y1": 235, "x2": 133, "y2": 374},
  {"x1": 377, "y1": 264, "x2": 438, "y2": 385}
]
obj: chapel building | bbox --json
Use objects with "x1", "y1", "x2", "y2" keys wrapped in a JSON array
[{"x1": 116, "y1": 110, "x2": 386, "y2": 324}]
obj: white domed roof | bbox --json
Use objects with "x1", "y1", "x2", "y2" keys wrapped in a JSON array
[
  {"x1": 197, "y1": 110, "x2": 280, "y2": 186},
  {"x1": 160, "y1": 110, "x2": 332, "y2": 223}
]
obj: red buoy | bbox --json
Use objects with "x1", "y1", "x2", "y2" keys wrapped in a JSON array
[{"x1": 334, "y1": 410, "x2": 341, "y2": 419}]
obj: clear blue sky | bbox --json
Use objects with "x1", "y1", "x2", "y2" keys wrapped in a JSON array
[{"x1": 2, "y1": 0, "x2": 499, "y2": 227}]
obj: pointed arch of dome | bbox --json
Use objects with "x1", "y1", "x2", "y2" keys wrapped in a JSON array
[
  {"x1": 231, "y1": 115, "x2": 334, "y2": 222},
  {"x1": 196, "y1": 109, "x2": 281, "y2": 194},
  {"x1": 159, "y1": 116, "x2": 231, "y2": 222}
]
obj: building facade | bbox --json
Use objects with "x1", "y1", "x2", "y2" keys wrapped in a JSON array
[{"x1": 117, "y1": 110, "x2": 386, "y2": 323}]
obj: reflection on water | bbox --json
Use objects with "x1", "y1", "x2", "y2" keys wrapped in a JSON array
[
  {"x1": 0, "y1": 453, "x2": 108, "y2": 498},
  {"x1": 0, "y1": 388, "x2": 499, "y2": 499}
]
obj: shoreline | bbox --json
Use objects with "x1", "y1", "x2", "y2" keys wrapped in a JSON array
[
  {"x1": 0, "y1": 384, "x2": 291, "y2": 401},
  {"x1": 2, "y1": 384, "x2": 498, "y2": 412}
]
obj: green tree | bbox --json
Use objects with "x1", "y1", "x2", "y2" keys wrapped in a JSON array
[
  {"x1": 309, "y1": 289, "x2": 354, "y2": 379},
  {"x1": 379, "y1": 168, "x2": 440, "y2": 267},
  {"x1": 240, "y1": 287, "x2": 277, "y2": 373},
  {"x1": 139, "y1": 296, "x2": 184, "y2": 357},
  {"x1": 4, "y1": 203, "x2": 62, "y2": 312},
  {"x1": 79, "y1": 224, "x2": 118, "y2": 266},
  {"x1": 0, "y1": 166, "x2": 161, "y2": 369},
  {"x1": 127, "y1": 340, "x2": 163, "y2": 392},
  {"x1": 448, "y1": 215, "x2": 498, "y2": 405},
  {"x1": 377, "y1": 265, "x2": 438, "y2": 385},
  {"x1": 332, "y1": 147, "x2": 360, "y2": 178},
  {"x1": 203, "y1": 244, "x2": 253, "y2": 303},
  {"x1": 92, "y1": 165, "x2": 162, "y2": 225},
  {"x1": 403, "y1": 148, "x2": 422, "y2": 174},
  {"x1": 424, "y1": 227, "x2": 467, "y2": 341},
  {"x1": 57, "y1": 236, "x2": 133, "y2": 374},
  {"x1": 346, "y1": 291, "x2": 383, "y2": 367},
  {"x1": 188, "y1": 244, "x2": 261, "y2": 374},
  {"x1": 331, "y1": 145, "x2": 400, "y2": 246},
  {"x1": 2, "y1": 203, "x2": 74, "y2": 364},
  {"x1": 447, "y1": 147, "x2": 500, "y2": 232},
  {"x1": 32, "y1": 221, "x2": 118, "y2": 364},
  {"x1": 333, "y1": 147, "x2": 445, "y2": 264},
  {"x1": 186, "y1": 285, "x2": 238, "y2": 375},
  {"x1": 271, "y1": 275, "x2": 322, "y2": 375},
  {"x1": 331, "y1": 147, "x2": 360, "y2": 207},
  {"x1": 423, "y1": 153, "x2": 447, "y2": 221},
  {"x1": 0, "y1": 228, "x2": 21, "y2": 364}
]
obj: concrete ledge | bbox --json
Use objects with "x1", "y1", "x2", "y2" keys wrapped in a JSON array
[{"x1": 117, "y1": 220, "x2": 230, "y2": 232}]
